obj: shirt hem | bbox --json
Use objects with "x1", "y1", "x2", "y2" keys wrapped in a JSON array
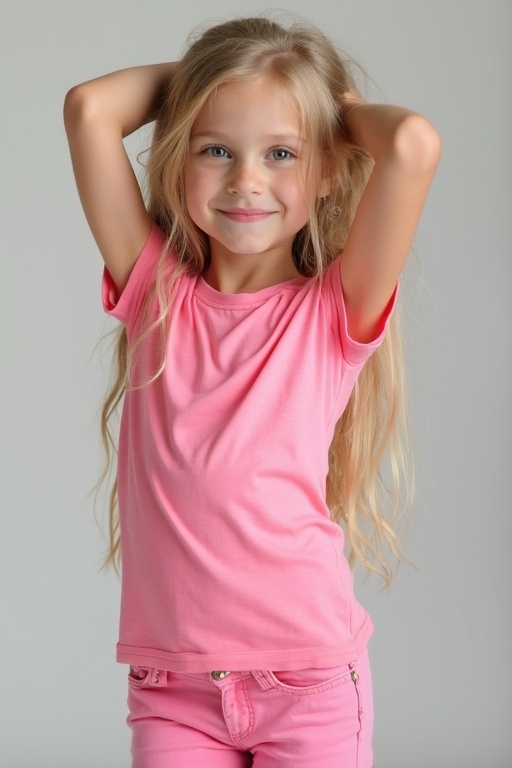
[{"x1": 116, "y1": 617, "x2": 373, "y2": 673}]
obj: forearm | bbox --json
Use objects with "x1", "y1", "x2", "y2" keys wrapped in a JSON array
[
  {"x1": 64, "y1": 63, "x2": 177, "y2": 138},
  {"x1": 342, "y1": 98, "x2": 441, "y2": 167}
]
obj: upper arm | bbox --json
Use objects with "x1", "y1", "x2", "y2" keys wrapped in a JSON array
[
  {"x1": 340, "y1": 114, "x2": 442, "y2": 342},
  {"x1": 64, "y1": 84, "x2": 152, "y2": 293}
]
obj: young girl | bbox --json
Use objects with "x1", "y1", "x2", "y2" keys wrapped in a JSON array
[{"x1": 64, "y1": 15, "x2": 440, "y2": 768}]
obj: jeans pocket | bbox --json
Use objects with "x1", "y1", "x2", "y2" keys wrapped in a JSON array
[{"x1": 268, "y1": 664, "x2": 353, "y2": 695}]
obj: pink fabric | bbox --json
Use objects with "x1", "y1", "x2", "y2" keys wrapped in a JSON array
[
  {"x1": 127, "y1": 651, "x2": 373, "y2": 767},
  {"x1": 103, "y1": 222, "x2": 396, "y2": 674}
]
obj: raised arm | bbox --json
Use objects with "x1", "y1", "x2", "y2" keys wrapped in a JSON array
[
  {"x1": 339, "y1": 96, "x2": 442, "y2": 342},
  {"x1": 63, "y1": 63, "x2": 176, "y2": 293}
]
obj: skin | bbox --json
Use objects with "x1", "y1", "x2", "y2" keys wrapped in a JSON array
[
  {"x1": 64, "y1": 61, "x2": 441, "y2": 342},
  {"x1": 183, "y1": 80, "x2": 328, "y2": 294}
]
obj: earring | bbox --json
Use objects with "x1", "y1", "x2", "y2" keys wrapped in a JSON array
[{"x1": 328, "y1": 205, "x2": 342, "y2": 220}]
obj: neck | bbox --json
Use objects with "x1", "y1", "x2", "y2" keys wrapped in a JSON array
[{"x1": 203, "y1": 245, "x2": 301, "y2": 294}]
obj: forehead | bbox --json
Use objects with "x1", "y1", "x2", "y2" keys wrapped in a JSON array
[{"x1": 191, "y1": 77, "x2": 305, "y2": 139}]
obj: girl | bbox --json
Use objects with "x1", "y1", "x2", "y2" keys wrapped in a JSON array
[{"x1": 64, "y1": 15, "x2": 440, "y2": 768}]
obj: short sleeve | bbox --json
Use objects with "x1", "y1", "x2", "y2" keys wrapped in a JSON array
[
  {"x1": 323, "y1": 256, "x2": 398, "y2": 366},
  {"x1": 101, "y1": 221, "x2": 171, "y2": 329}
]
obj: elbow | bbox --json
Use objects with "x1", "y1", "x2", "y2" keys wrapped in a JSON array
[
  {"x1": 394, "y1": 113, "x2": 442, "y2": 173},
  {"x1": 63, "y1": 83, "x2": 98, "y2": 132}
]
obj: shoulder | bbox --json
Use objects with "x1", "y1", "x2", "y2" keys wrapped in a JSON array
[
  {"x1": 102, "y1": 221, "x2": 178, "y2": 325},
  {"x1": 318, "y1": 255, "x2": 398, "y2": 365}
]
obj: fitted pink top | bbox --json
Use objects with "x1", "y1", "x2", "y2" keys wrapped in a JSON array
[{"x1": 102, "y1": 222, "x2": 396, "y2": 673}]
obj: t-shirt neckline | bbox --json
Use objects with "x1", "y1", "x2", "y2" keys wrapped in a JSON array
[{"x1": 194, "y1": 273, "x2": 309, "y2": 308}]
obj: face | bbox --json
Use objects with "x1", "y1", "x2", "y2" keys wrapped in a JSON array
[{"x1": 184, "y1": 78, "x2": 327, "y2": 267}]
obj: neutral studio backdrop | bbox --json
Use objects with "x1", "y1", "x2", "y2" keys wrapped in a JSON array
[{"x1": 1, "y1": 1, "x2": 511, "y2": 766}]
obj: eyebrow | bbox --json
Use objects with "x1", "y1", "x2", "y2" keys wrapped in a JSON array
[{"x1": 190, "y1": 131, "x2": 305, "y2": 144}]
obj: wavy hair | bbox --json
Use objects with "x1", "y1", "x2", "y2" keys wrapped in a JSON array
[{"x1": 99, "y1": 15, "x2": 412, "y2": 583}]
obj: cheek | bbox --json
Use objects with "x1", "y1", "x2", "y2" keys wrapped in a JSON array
[
  {"x1": 183, "y1": 164, "x2": 195, "y2": 200},
  {"x1": 287, "y1": 178, "x2": 314, "y2": 216},
  {"x1": 183, "y1": 170, "x2": 216, "y2": 235},
  {"x1": 183, "y1": 172, "x2": 203, "y2": 219},
  {"x1": 184, "y1": 166, "x2": 215, "y2": 207},
  {"x1": 283, "y1": 169, "x2": 312, "y2": 203}
]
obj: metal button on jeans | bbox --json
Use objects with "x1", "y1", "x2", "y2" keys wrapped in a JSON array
[{"x1": 211, "y1": 670, "x2": 231, "y2": 680}]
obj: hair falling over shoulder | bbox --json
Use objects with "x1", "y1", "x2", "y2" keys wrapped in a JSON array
[{"x1": 99, "y1": 14, "x2": 413, "y2": 584}]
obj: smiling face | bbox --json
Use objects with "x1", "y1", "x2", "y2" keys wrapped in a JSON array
[{"x1": 184, "y1": 78, "x2": 327, "y2": 274}]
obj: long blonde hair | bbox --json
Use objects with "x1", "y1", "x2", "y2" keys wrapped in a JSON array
[{"x1": 99, "y1": 15, "x2": 412, "y2": 583}]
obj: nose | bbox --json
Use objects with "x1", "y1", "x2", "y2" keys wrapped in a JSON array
[{"x1": 227, "y1": 160, "x2": 263, "y2": 195}]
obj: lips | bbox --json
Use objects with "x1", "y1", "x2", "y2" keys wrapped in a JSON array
[{"x1": 218, "y1": 208, "x2": 275, "y2": 223}]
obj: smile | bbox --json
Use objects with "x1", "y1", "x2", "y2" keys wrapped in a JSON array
[{"x1": 218, "y1": 209, "x2": 275, "y2": 223}]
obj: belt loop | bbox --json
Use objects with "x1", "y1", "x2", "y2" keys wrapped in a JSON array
[
  {"x1": 251, "y1": 670, "x2": 275, "y2": 691},
  {"x1": 151, "y1": 669, "x2": 168, "y2": 686}
]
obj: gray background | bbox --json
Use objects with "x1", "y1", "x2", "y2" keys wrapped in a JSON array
[{"x1": 2, "y1": 1, "x2": 511, "y2": 766}]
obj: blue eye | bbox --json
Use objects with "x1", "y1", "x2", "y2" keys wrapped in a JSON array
[
  {"x1": 204, "y1": 146, "x2": 229, "y2": 158},
  {"x1": 269, "y1": 148, "x2": 294, "y2": 161}
]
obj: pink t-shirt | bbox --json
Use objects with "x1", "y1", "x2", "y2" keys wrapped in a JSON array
[{"x1": 102, "y1": 222, "x2": 396, "y2": 673}]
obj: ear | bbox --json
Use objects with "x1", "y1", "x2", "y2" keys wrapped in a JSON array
[{"x1": 317, "y1": 175, "x2": 330, "y2": 199}]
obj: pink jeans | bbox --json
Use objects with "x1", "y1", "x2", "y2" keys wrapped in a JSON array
[{"x1": 127, "y1": 649, "x2": 373, "y2": 767}]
